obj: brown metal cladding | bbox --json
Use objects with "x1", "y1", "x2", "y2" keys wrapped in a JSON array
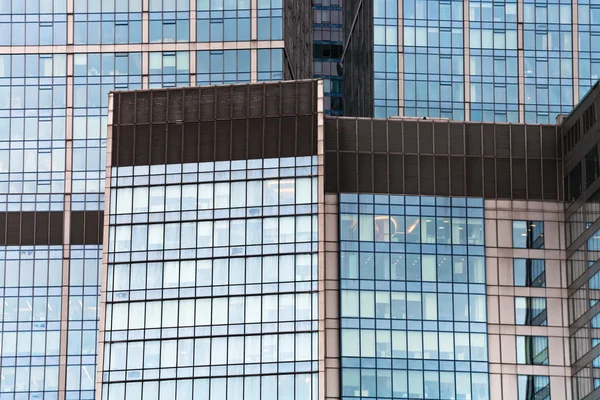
[
  {"x1": 324, "y1": 117, "x2": 563, "y2": 201},
  {"x1": 110, "y1": 81, "x2": 319, "y2": 167}
]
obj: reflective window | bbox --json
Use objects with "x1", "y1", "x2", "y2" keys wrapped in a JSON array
[
  {"x1": 197, "y1": 49, "x2": 251, "y2": 85},
  {"x1": 517, "y1": 336, "x2": 549, "y2": 365},
  {"x1": 515, "y1": 297, "x2": 547, "y2": 326},
  {"x1": 513, "y1": 221, "x2": 544, "y2": 249},
  {"x1": 518, "y1": 375, "x2": 550, "y2": 400},
  {"x1": 514, "y1": 259, "x2": 546, "y2": 287},
  {"x1": 197, "y1": 0, "x2": 251, "y2": 42}
]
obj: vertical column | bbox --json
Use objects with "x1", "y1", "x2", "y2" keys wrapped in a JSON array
[
  {"x1": 572, "y1": 0, "x2": 579, "y2": 104},
  {"x1": 397, "y1": 0, "x2": 404, "y2": 116},
  {"x1": 463, "y1": 0, "x2": 471, "y2": 120},
  {"x1": 517, "y1": 0, "x2": 525, "y2": 122},
  {"x1": 58, "y1": 47, "x2": 75, "y2": 400},
  {"x1": 96, "y1": 93, "x2": 115, "y2": 400}
]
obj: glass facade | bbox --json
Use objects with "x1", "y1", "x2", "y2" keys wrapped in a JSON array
[
  {"x1": 0, "y1": 1, "x2": 300, "y2": 397},
  {"x1": 339, "y1": 194, "x2": 489, "y2": 399},
  {"x1": 101, "y1": 156, "x2": 319, "y2": 399}
]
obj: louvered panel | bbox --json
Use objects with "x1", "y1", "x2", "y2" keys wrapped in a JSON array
[
  {"x1": 483, "y1": 158, "x2": 496, "y2": 198},
  {"x1": 339, "y1": 119, "x2": 357, "y2": 151},
  {"x1": 466, "y1": 123, "x2": 482, "y2": 155},
  {"x1": 247, "y1": 118, "x2": 263, "y2": 159},
  {"x1": 373, "y1": 120, "x2": 387, "y2": 153},
  {"x1": 526, "y1": 126, "x2": 541, "y2": 158},
  {"x1": 134, "y1": 125, "x2": 150, "y2": 166},
  {"x1": 183, "y1": 122, "x2": 199, "y2": 163},
  {"x1": 168, "y1": 90, "x2": 184, "y2": 122},
  {"x1": 280, "y1": 116, "x2": 296, "y2": 158},
  {"x1": 325, "y1": 151, "x2": 338, "y2": 193},
  {"x1": 248, "y1": 85, "x2": 264, "y2": 117},
  {"x1": 511, "y1": 125, "x2": 525, "y2": 157},
  {"x1": 216, "y1": 86, "x2": 232, "y2": 120},
  {"x1": 450, "y1": 156, "x2": 465, "y2": 196},
  {"x1": 325, "y1": 118, "x2": 338, "y2": 151},
  {"x1": 215, "y1": 120, "x2": 231, "y2": 161},
  {"x1": 403, "y1": 121, "x2": 418, "y2": 153},
  {"x1": 358, "y1": 120, "x2": 372, "y2": 151},
  {"x1": 118, "y1": 126, "x2": 134, "y2": 166},
  {"x1": 231, "y1": 119, "x2": 247, "y2": 160},
  {"x1": 435, "y1": 156, "x2": 449, "y2": 196},
  {"x1": 151, "y1": 91, "x2": 168, "y2": 123},
  {"x1": 339, "y1": 152, "x2": 358, "y2": 193},
  {"x1": 419, "y1": 155, "x2": 434, "y2": 195},
  {"x1": 150, "y1": 124, "x2": 167, "y2": 165},
  {"x1": 466, "y1": 157, "x2": 483, "y2": 197},
  {"x1": 482, "y1": 124, "x2": 495, "y2": 156},
  {"x1": 297, "y1": 81, "x2": 314, "y2": 114},
  {"x1": 281, "y1": 82, "x2": 297, "y2": 115},
  {"x1": 542, "y1": 126, "x2": 558, "y2": 158},
  {"x1": 358, "y1": 153, "x2": 373, "y2": 192},
  {"x1": 495, "y1": 125, "x2": 510, "y2": 156},
  {"x1": 296, "y1": 115, "x2": 314, "y2": 157},
  {"x1": 199, "y1": 121, "x2": 215, "y2": 162},
  {"x1": 449, "y1": 123, "x2": 464, "y2": 155},
  {"x1": 135, "y1": 92, "x2": 151, "y2": 124},
  {"x1": 264, "y1": 118, "x2": 280, "y2": 159},
  {"x1": 434, "y1": 123, "x2": 449, "y2": 154},
  {"x1": 496, "y1": 158, "x2": 511, "y2": 198},
  {"x1": 167, "y1": 123, "x2": 183, "y2": 164},
  {"x1": 184, "y1": 88, "x2": 199, "y2": 121},
  {"x1": 512, "y1": 158, "x2": 527, "y2": 198},
  {"x1": 231, "y1": 86, "x2": 248, "y2": 119},
  {"x1": 388, "y1": 154, "x2": 403, "y2": 193},
  {"x1": 527, "y1": 159, "x2": 542, "y2": 199},
  {"x1": 112, "y1": 93, "x2": 120, "y2": 125},
  {"x1": 543, "y1": 160, "x2": 559, "y2": 200},
  {"x1": 120, "y1": 92, "x2": 135, "y2": 124},
  {"x1": 264, "y1": 84, "x2": 280, "y2": 117},
  {"x1": 200, "y1": 87, "x2": 216, "y2": 121},
  {"x1": 419, "y1": 123, "x2": 433, "y2": 154},
  {"x1": 373, "y1": 154, "x2": 388, "y2": 193},
  {"x1": 388, "y1": 120, "x2": 402, "y2": 152},
  {"x1": 404, "y1": 155, "x2": 419, "y2": 194}
]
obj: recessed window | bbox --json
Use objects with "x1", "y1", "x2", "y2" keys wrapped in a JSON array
[
  {"x1": 515, "y1": 297, "x2": 547, "y2": 326},
  {"x1": 517, "y1": 375, "x2": 550, "y2": 399},
  {"x1": 513, "y1": 221, "x2": 544, "y2": 249},
  {"x1": 517, "y1": 336, "x2": 548, "y2": 365},
  {"x1": 514, "y1": 259, "x2": 545, "y2": 287}
]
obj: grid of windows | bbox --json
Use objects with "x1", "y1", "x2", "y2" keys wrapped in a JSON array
[
  {"x1": 340, "y1": 194, "x2": 489, "y2": 400},
  {"x1": 102, "y1": 157, "x2": 319, "y2": 400},
  {"x1": 197, "y1": 50, "x2": 251, "y2": 85},
  {"x1": 74, "y1": 0, "x2": 142, "y2": 45},
  {"x1": 403, "y1": 0, "x2": 465, "y2": 120},
  {"x1": 149, "y1": 0, "x2": 189, "y2": 43},
  {"x1": 373, "y1": 0, "x2": 398, "y2": 118},
  {"x1": 197, "y1": 0, "x2": 251, "y2": 42},
  {"x1": 0, "y1": 0, "x2": 66, "y2": 46},
  {"x1": 0, "y1": 246, "x2": 63, "y2": 397},
  {"x1": 469, "y1": 0, "x2": 519, "y2": 122},
  {"x1": 523, "y1": 0, "x2": 573, "y2": 123},
  {"x1": 577, "y1": 0, "x2": 600, "y2": 100}
]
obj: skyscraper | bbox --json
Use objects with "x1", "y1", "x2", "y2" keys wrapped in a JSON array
[
  {"x1": 0, "y1": 2, "x2": 312, "y2": 399},
  {"x1": 93, "y1": 78, "x2": 600, "y2": 400},
  {"x1": 343, "y1": 0, "x2": 599, "y2": 124}
]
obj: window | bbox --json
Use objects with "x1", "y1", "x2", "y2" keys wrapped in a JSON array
[
  {"x1": 515, "y1": 297, "x2": 547, "y2": 326},
  {"x1": 514, "y1": 259, "x2": 545, "y2": 287},
  {"x1": 513, "y1": 221, "x2": 544, "y2": 248},
  {"x1": 518, "y1": 375, "x2": 550, "y2": 400},
  {"x1": 517, "y1": 336, "x2": 548, "y2": 365}
]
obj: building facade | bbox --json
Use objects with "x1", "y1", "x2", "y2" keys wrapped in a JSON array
[
  {"x1": 342, "y1": 0, "x2": 600, "y2": 124},
  {"x1": 0, "y1": 2, "x2": 312, "y2": 400},
  {"x1": 87, "y1": 79, "x2": 600, "y2": 399}
]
